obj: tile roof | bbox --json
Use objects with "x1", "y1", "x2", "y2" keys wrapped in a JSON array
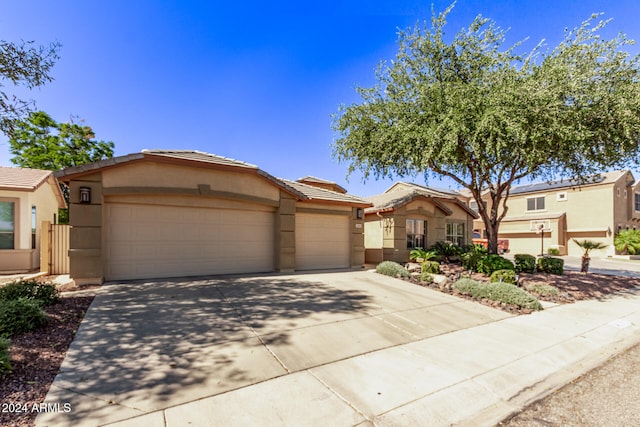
[
  {"x1": 0, "y1": 167, "x2": 53, "y2": 190},
  {"x1": 510, "y1": 170, "x2": 629, "y2": 195},
  {"x1": 142, "y1": 149, "x2": 258, "y2": 169},
  {"x1": 387, "y1": 182, "x2": 462, "y2": 197},
  {"x1": 365, "y1": 189, "x2": 453, "y2": 215},
  {"x1": 280, "y1": 179, "x2": 370, "y2": 206},
  {"x1": 296, "y1": 176, "x2": 347, "y2": 194}
]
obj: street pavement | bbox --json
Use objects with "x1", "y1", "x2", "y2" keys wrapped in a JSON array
[{"x1": 36, "y1": 268, "x2": 640, "y2": 427}]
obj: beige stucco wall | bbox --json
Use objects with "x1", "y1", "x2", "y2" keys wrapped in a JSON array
[
  {"x1": 102, "y1": 162, "x2": 280, "y2": 202},
  {"x1": 364, "y1": 197, "x2": 474, "y2": 263},
  {"x1": 0, "y1": 181, "x2": 61, "y2": 273}
]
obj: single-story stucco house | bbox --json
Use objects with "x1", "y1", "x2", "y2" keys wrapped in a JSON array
[
  {"x1": 364, "y1": 182, "x2": 478, "y2": 264},
  {"x1": 0, "y1": 167, "x2": 67, "y2": 273},
  {"x1": 55, "y1": 150, "x2": 371, "y2": 284}
]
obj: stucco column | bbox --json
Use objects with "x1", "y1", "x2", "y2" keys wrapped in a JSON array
[
  {"x1": 68, "y1": 174, "x2": 104, "y2": 284},
  {"x1": 276, "y1": 191, "x2": 296, "y2": 272}
]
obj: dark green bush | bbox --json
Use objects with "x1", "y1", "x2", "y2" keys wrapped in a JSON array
[
  {"x1": 0, "y1": 298, "x2": 48, "y2": 338},
  {"x1": 420, "y1": 271, "x2": 434, "y2": 284},
  {"x1": 514, "y1": 254, "x2": 536, "y2": 273},
  {"x1": 537, "y1": 257, "x2": 564, "y2": 275},
  {"x1": 0, "y1": 280, "x2": 59, "y2": 306},
  {"x1": 461, "y1": 244, "x2": 488, "y2": 272},
  {"x1": 477, "y1": 254, "x2": 515, "y2": 275},
  {"x1": 376, "y1": 261, "x2": 410, "y2": 278},
  {"x1": 431, "y1": 241, "x2": 462, "y2": 259},
  {"x1": 452, "y1": 278, "x2": 542, "y2": 311},
  {"x1": 421, "y1": 261, "x2": 441, "y2": 274},
  {"x1": 490, "y1": 269, "x2": 517, "y2": 285},
  {"x1": 0, "y1": 337, "x2": 10, "y2": 375}
]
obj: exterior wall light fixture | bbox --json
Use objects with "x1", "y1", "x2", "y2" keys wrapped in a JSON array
[{"x1": 79, "y1": 187, "x2": 91, "y2": 204}]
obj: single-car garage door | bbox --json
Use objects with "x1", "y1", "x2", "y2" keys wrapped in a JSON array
[
  {"x1": 104, "y1": 203, "x2": 275, "y2": 280},
  {"x1": 295, "y1": 212, "x2": 350, "y2": 270}
]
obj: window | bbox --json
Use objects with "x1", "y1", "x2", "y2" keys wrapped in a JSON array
[
  {"x1": 31, "y1": 206, "x2": 37, "y2": 250},
  {"x1": 469, "y1": 200, "x2": 487, "y2": 213},
  {"x1": 446, "y1": 223, "x2": 465, "y2": 246},
  {"x1": 526, "y1": 196, "x2": 545, "y2": 211},
  {"x1": 406, "y1": 219, "x2": 427, "y2": 249},
  {"x1": 556, "y1": 192, "x2": 568, "y2": 202},
  {"x1": 635, "y1": 194, "x2": 640, "y2": 211},
  {"x1": 0, "y1": 201, "x2": 15, "y2": 249}
]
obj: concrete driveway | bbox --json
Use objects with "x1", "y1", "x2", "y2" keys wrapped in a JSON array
[{"x1": 37, "y1": 270, "x2": 510, "y2": 426}]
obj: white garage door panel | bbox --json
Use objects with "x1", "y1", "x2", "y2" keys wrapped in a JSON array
[
  {"x1": 296, "y1": 213, "x2": 350, "y2": 270},
  {"x1": 105, "y1": 203, "x2": 274, "y2": 280}
]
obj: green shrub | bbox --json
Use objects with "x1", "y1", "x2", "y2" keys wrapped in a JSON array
[
  {"x1": 490, "y1": 269, "x2": 517, "y2": 285},
  {"x1": 376, "y1": 261, "x2": 410, "y2": 278},
  {"x1": 547, "y1": 247, "x2": 560, "y2": 256},
  {"x1": 420, "y1": 271, "x2": 434, "y2": 284},
  {"x1": 0, "y1": 298, "x2": 48, "y2": 338},
  {"x1": 477, "y1": 254, "x2": 515, "y2": 275},
  {"x1": 452, "y1": 279, "x2": 542, "y2": 311},
  {"x1": 537, "y1": 257, "x2": 564, "y2": 275},
  {"x1": 409, "y1": 248, "x2": 439, "y2": 262},
  {"x1": 0, "y1": 280, "x2": 59, "y2": 306},
  {"x1": 525, "y1": 283, "x2": 560, "y2": 297},
  {"x1": 0, "y1": 337, "x2": 10, "y2": 375},
  {"x1": 514, "y1": 254, "x2": 536, "y2": 273},
  {"x1": 421, "y1": 261, "x2": 441, "y2": 274},
  {"x1": 614, "y1": 229, "x2": 640, "y2": 255},
  {"x1": 431, "y1": 241, "x2": 462, "y2": 259},
  {"x1": 461, "y1": 244, "x2": 488, "y2": 272}
]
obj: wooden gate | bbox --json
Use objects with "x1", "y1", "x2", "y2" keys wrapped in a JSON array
[{"x1": 40, "y1": 221, "x2": 71, "y2": 275}]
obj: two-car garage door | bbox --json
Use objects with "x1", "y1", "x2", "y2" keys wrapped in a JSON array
[{"x1": 104, "y1": 203, "x2": 275, "y2": 281}]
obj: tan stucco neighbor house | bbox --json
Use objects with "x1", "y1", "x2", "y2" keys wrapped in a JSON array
[
  {"x1": 0, "y1": 167, "x2": 66, "y2": 273},
  {"x1": 54, "y1": 150, "x2": 370, "y2": 284},
  {"x1": 467, "y1": 170, "x2": 640, "y2": 257},
  {"x1": 364, "y1": 182, "x2": 478, "y2": 264}
]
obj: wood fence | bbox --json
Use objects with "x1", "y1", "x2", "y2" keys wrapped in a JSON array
[{"x1": 40, "y1": 221, "x2": 71, "y2": 275}]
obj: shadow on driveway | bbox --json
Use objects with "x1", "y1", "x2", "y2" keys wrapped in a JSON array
[{"x1": 41, "y1": 274, "x2": 375, "y2": 425}]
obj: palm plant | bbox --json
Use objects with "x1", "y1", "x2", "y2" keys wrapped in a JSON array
[
  {"x1": 614, "y1": 229, "x2": 640, "y2": 255},
  {"x1": 409, "y1": 247, "x2": 438, "y2": 262},
  {"x1": 572, "y1": 239, "x2": 607, "y2": 273}
]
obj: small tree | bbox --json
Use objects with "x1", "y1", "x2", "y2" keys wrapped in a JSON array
[
  {"x1": 572, "y1": 239, "x2": 607, "y2": 273},
  {"x1": 614, "y1": 229, "x2": 640, "y2": 255}
]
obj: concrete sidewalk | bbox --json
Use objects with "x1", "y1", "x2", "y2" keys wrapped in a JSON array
[{"x1": 107, "y1": 286, "x2": 640, "y2": 426}]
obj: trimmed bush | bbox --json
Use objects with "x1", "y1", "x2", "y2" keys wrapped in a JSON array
[
  {"x1": 477, "y1": 254, "x2": 514, "y2": 275},
  {"x1": 0, "y1": 280, "x2": 59, "y2": 306},
  {"x1": 537, "y1": 257, "x2": 564, "y2": 275},
  {"x1": 490, "y1": 269, "x2": 517, "y2": 285},
  {"x1": 376, "y1": 261, "x2": 410, "y2": 278},
  {"x1": 0, "y1": 298, "x2": 48, "y2": 338},
  {"x1": 0, "y1": 337, "x2": 10, "y2": 375},
  {"x1": 547, "y1": 247, "x2": 560, "y2": 256},
  {"x1": 514, "y1": 254, "x2": 536, "y2": 273},
  {"x1": 421, "y1": 261, "x2": 441, "y2": 274},
  {"x1": 420, "y1": 272, "x2": 434, "y2": 284},
  {"x1": 525, "y1": 283, "x2": 560, "y2": 297},
  {"x1": 452, "y1": 278, "x2": 542, "y2": 311}
]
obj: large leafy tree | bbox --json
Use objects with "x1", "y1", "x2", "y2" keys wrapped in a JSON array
[
  {"x1": 9, "y1": 111, "x2": 114, "y2": 170},
  {"x1": 0, "y1": 39, "x2": 60, "y2": 135},
  {"x1": 9, "y1": 111, "x2": 114, "y2": 223},
  {"x1": 332, "y1": 5, "x2": 640, "y2": 254}
]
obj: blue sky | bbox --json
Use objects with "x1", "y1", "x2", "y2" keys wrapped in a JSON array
[{"x1": 1, "y1": 0, "x2": 639, "y2": 196}]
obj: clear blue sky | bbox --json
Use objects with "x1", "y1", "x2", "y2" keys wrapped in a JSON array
[{"x1": 1, "y1": 1, "x2": 639, "y2": 196}]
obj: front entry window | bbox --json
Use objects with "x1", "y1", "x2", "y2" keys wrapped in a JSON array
[
  {"x1": 0, "y1": 201, "x2": 15, "y2": 249},
  {"x1": 446, "y1": 222, "x2": 465, "y2": 247},
  {"x1": 407, "y1": 219, "x2": 427, "y2": 249}
]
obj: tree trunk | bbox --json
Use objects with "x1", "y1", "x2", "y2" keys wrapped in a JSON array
[
  {"x1": 485, "y1": 222, "x2": 499, "y2": 255},
  {"x1": 581, "y1": 256, "x2": 590, "y2": 273}
]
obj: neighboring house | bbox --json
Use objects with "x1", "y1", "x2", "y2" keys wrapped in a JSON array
[
  {"x1": 0, "y1": 167, "x2": 66, "y2": 273},
  {"x1": 54, "y1": 150, "x2": 371, "y2": 284},
  {"x1": 467, "y1": 170, "x2": 640, "y2": 257},
  {"x1": 363, "y1": 182, "x2": 478, "y2": 264}
]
